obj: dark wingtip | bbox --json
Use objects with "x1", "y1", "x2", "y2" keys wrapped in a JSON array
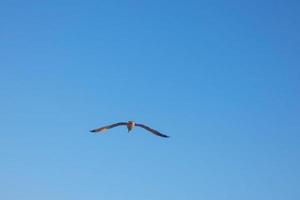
[{"x1": 90, "y1": 130, "x2": 96, "y2": 132}]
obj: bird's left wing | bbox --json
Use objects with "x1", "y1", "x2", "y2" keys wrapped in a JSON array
[
  {"x1": 90, "y1": 122, "x2": 127, "y2": 133},
  {"x1": 135, "y1": 123, "x2": 169, "y2": 138}
]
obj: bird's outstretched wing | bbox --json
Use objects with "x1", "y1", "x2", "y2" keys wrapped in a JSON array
[
  {"x1": 90, "y1": 122, "x2": 127, "y2": 133},
  {"x1": 135, "y1": 123, "x2": 169, "y2": 138}
]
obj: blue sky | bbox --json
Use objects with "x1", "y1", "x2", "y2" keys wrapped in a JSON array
[{"x1": 1, "y1": 0, "x2": 300, "y2": 199}]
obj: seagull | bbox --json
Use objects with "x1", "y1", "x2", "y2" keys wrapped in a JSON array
[{"x1": 90, "y1": 121, "x2": 169, "y2": 138}]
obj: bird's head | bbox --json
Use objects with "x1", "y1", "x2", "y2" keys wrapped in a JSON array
[{"x1": 128, "y1": 121, "x2": 135, "y2": 125}]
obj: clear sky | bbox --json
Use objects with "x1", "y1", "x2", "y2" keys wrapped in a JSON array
[{"x1": 1, "y1": 0, "x2": 300, "y2": 199}]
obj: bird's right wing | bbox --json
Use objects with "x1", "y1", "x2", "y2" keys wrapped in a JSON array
[
  {"x1": 135, "y1": 123, "x2": 169, "y2": 138},
  {"x1": 90, "y1": 122, "x2": 127, "y2": 133}
]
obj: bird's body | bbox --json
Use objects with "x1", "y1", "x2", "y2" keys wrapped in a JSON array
[
  {"x1": 90, "y1": 121, "x2": 169, "y2": 138},
  {"x1": 127, "y1": 121, "x2": 135, "y2": 132}
]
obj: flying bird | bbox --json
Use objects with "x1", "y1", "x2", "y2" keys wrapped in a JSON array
[{"x1": 90, "y1": 121, "x2": 169, "y2": 138}]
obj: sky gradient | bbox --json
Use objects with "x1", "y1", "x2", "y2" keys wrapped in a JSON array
[{"x1": 1, "y1": 0, "x2": 300, "y2": 199}]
